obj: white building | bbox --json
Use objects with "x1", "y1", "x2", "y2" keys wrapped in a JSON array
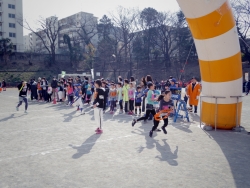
[
  {"x1": 23, "y1": 32, "x2": 36, "y2": 52},
  {"x1": 0, "y1": 0, "x2": 24, "y2": 52},
  {"x1": 34, "y1": 16, "x2": 59, "y2": 54},
  {"x1": 58, "y1": 12, "x2": 98, "y2": 53},
  {"x1": 24, "y1": 12, "x2": 98, "y2": 54},
  {"x1": 23, "y1": 34, "x2": 29, "y2": 51}
]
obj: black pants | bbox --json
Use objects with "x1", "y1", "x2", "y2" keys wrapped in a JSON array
[
  {"x1": 86, "y1": 94, "x2": 92, "y2": 104},
  {"x1": 129, "y1": 100, "x2": 134, "y2": 111},
  {"x1": 124, "y1": 101, "x2": 128, "y2": 112},
  {"x1": 42, "y1": 90, "x2": 47, "y2": 101},
  {"x1": 152, "y1": 118, "x2": 168, "y2": 131},
  {"x1": 137, "y1": 109, "x2": 156, "y2": 122},
  {"x1": 190, "y1": 105, "x2": 198, "y2": 112},
  {"x1": 119, "y1": 100, "x2": 123, "y2": 110},
  {"x1": 31, "y1": 91, "x2": 38, "y2": 100},
  {"x1": 184, "y1": 95, "x2": 188, "y2": 104},
  {"x1": 110, "y1": 100, "x2": 116, "y2": 111},
  {"x1": 17, "y1": 97, "x2": 28, "y2": 110},
  {"x1": 103, "y1": 97, "x2": 107, "y2": 110},
  {"x1": 48, "y1": 94, "x2": 52, "y2": 102},
  {"x1": 142, "y1": 97, "x2": 146, "y2": 112}
]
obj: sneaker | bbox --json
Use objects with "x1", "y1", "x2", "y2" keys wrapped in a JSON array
[
  {"x1": 194, "y1": 111, "x2": 197, "y2": 114},
  {"x1": 161, "y1": 126, "x2": 167, "y2": 134},
  {"x1": 96, "y1": 129, "x2": 103, "y2": 134},
  {"x1": 149, "y1": 131, "x2": 153, "y2": 137},
  {"x1": 119, "y1": 110, "x2": 123, "y2": 114},
  {"x1": 24, "y1": 110, "x2": 28, "y2": 114},
  {"x1": 132, "y1": 119, "x2": 136, "y2": 127},
  {"x1": 16, "y1": 107, "x2": 19, "y2": 111},
  {"x1": 95, "y1": 127, "x2": 100, "y2": 132},
  {"x1": 81, "y1": 112, "x2": 85, "y2": 115}
]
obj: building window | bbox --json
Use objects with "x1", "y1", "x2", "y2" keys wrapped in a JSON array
[
  {"x1": 8, "y1": 4, "x2": 15, "y2": 9},
  {"x1": 9, "y1": 32, "x2": 16, "y2": 38},
  {"x1": 9, "y1": 23, "x2": 16, "y2": 28},
  {"x1": 9, "y1": 14, "x2": 15, "y2": 18}
]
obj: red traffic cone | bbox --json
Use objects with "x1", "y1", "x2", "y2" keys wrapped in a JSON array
[{"x1": 53, "y1": 98, "x2": 57, "y2": 104}]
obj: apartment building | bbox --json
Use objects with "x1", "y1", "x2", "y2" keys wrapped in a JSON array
[
  {"x1": 23, "y1": 32, "x2": 36, "y2": 52},
  {"x1": 24, "y1": 12, "x2": 98, "y2": 54},
  {"x1": 0, "y1": 0, "x2": 24, "y2": 52},
  {"x1": 58, "y1": 12, "x2": 98, "y2": 53}
]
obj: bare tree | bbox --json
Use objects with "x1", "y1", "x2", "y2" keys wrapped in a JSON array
[
  {"x1": 110, "y1": 6, "x2": 139, "y2": 77},
  {"x1": 138, "y1": 7, "x2": 159, "y2": 63},
  {"x1": 17, "y1": 16, "x2": 62, "y2": 66},
  {"x1": 68, "y1": 13, "x2": 98, "y2": 49},
  {"x1": 232, "y1": 0, "x2": 250, "y2": 63},
  {"x1": 155, "y1": 12, "x2": 178, "y2": 69}
]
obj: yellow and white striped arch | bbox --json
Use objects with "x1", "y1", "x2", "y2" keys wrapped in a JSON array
[{"x1": 177, "y1": 0, "x2": 242, "y2": 129}]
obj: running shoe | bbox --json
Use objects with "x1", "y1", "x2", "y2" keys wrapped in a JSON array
[
  {"x1": 95, "y1": 127, "x2": 100, "y2": 132},
  {"x1": 149, "y1": 131, "x2": 153, "y2": 137},
  {"x1": 161, "y1": 126, "x2": 167, "y2": 134},
  {"x1": 96, "y1": 129, "x2": 103, "y2": 134},
  {"x1": 16, "y1": 107, "x2": 19, "y2": 111},
  {"x1": 132, "y1": 119, "x2": 136, "y2": 127},
  {"x1": 24, "y1": 110, "x2": 28, "y2": 114},
  {"x1": 81, "y1": 112, "x2": 85, "y2": 115},
  {"x1": 154, "y1": 129, "x2": 161, "y2": 132}
]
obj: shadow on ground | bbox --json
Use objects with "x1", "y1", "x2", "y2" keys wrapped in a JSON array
[
  {"x1": 69, "y1": 134, "x2": 102, "y2": 159},
  {"x1": 207, "y1": 131, "x2": 250, "y2": 188}
]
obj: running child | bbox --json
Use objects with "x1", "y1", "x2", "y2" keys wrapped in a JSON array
[
  {"x1": 16, "y1": 81, "x2": 31, "y2": 113},
  {"x1": 132, "y1": 82, "x2": 157, "y2": 126},
  {"x1": 149, "y1": 90, "x2": 174, "y2": 137}
]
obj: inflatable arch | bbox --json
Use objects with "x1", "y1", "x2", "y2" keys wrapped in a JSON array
[{"x1": 176, "y1": 0, "x2": 242, "y2": 129}]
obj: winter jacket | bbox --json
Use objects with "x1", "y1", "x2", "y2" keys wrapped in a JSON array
[{"x1": 51, "y1": 80, "x2": 58, "y2": 88}]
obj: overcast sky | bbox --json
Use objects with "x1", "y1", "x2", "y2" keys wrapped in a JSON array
[{"x1": 22, "y1": 0, "x2": 180, "y2": 35}]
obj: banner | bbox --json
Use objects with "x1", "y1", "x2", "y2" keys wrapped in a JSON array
[
  {"x1": 245, "y1": 72, "x2": 249, "y2": 81},
  {"x1": 91, "y1": 69, "x2": 94, "y2": 80},
  {"x1": 61, "y1": 71, "x2": 66, "y2": 78}
]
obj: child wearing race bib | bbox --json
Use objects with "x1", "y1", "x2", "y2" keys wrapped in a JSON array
[
  {"x1": 149, "y1": 90, "x2": 174, "y2": 137},
  {"x1": 109, "y1": 83, "x2": 117, "y2": 114}
]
